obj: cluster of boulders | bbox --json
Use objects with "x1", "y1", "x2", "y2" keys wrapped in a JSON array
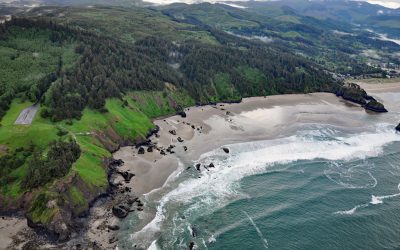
[{"x1": 111, "y1": 197, "x2": 143, "y2": 219}]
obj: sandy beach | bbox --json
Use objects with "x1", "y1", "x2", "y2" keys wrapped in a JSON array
[
  {"x1": 1, "y1": 79, "x2": 399, "y2": 249},
  {"x1": 114, "y1": 93, "x2": 370, "y2": 198},
  {"x1": 111, "y1": 82, "x2": 400, "y2": 248}
]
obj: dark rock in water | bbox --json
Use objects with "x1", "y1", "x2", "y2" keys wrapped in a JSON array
[
  {"x1": 396, "y1": 123, "x2": 400, "y2": 132},
  {"x1": 147, "y1": 146, "x2": 153, "y2": 152},
  {"x1": 186, "y1": 166, "x2": 191, "y2": 170},
  {"x1": 169, "y1": 130, "x2": 177, "y2": 135},
  {"x1": 365, "y1": 100, "x2": 388, "y2": 112},
  {"x1": 191, "y1": 125, "x2": 195, "y2": 129},
  {"x1": 191, "y1": 226, "x2": 199, "y2": 237},
  {"x1": 183, "y1": 146, "x2": 188, "y2": 151},
  {"x1": 195, "y1": 163, "x2": 201, "y2": 171},
  {"x1": 177, "y1": 111, "x2": 187, "y2": 118},
  {"x1": 189, "y1": 242, "x2": 195, "y2": 250},
  {"x1": 177, "y1": 137, "x2": 184, "y2": 142},
  {"x1": 112, "y1": 205, "x2": 129, "y2": 218},
  {"x1": 160, "y1": 150, "x2": 166, "y2": 155},
  {"x1": 107, "y1": 225, "x2": 120, "y2": 231},
  {"x1": 209, "y1": 163, "x2": 215, "y2": 168},
  {"x1": 138, "y1": 147, "x2": 145, "y2": 154},
  {"x1": 222, "y1": 147, "x2": 229, "y2": 153}
]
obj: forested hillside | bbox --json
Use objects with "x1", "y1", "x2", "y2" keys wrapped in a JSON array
[
  {"x1": 2, "y1": 2, "x2": 389, "y2": 241},
  {"x1": 0, "y1": 9, "x2": 340, "y2": 239}
]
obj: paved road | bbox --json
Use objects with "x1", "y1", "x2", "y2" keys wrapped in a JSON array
[{"x1": 14, "y1": 105, "x2": 39, "y2": 125}]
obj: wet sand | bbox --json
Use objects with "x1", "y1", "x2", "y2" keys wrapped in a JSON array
[
  {"x1": 114, "y1": 93, "x2": 369, "y2": 198},
  {"x1": 2, "y1": 81, "x2": 399, "y2": 249}
]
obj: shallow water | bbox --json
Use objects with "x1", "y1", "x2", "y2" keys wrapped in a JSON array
[{"x1": 118, "y1": 96, "x2": 400, "y2": 250}]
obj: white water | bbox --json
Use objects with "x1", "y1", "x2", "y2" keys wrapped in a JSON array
[
  {"x1": 132, "y1": 125, "x2": 400, "y2": 248},
  {"x1": 335, "y1": 183, "x2": 400, "y2": 215}
]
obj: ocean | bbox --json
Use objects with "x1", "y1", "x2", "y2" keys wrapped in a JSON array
[{"x1": 117, "y1": 95, "x2": 400, "y2": 250}]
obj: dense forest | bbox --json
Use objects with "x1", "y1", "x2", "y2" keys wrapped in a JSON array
[{"x1": 0, "y1": 17, "x2": 338, "y2": 121}]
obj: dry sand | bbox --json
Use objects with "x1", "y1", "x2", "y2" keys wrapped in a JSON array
[
  {"x1": 2, "y1": 80, "x2": 399, "y2": 249},
  {"x1": 112, "y1": 87, "x2": 400, "y2": 247},
  {"x1": 0, "y1": 216, "x2": 27, "y2": 250},
  {"x1": 114, "y1": 93, "x2": 368, "y2": 198}
]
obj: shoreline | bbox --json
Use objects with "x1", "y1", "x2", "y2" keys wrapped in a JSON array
[
  {"x1": 2, "y1": 81, "x2": 399, "y2": 249},
  {"x1": 111, "y1": 89, "x2": 399, "y2": 248}
]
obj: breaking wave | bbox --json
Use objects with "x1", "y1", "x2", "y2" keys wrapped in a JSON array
[{"x1": 133, "y1": 125, "x2": 400, "y2": 249}]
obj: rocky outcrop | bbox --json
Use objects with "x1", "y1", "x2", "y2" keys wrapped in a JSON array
[
  {"x1": 336, "y1": 83, "x2": 387, "y2": 113},
  {"x1": 112, "y1": 204, "x2": 130, "y2": 218},
  {"x1": 117, "y1": 171, "x2": 134, "y2": 183},
  {"x1": 365, "y1": 100, "x2": 388, "y2": 112},
  {"x1": 138, "y1": 147, "x2": 145, "y2": 154},
  {"x1": 177, "y1": 111, "x2": 187, "y2": 118},
  {"x1": 396, "y1": 123, "x2": 400, "y2": 132},
  {"x1": 222, "y1": 147, "x2": 229, "y2": 153},
  {"x1": 25, "y1": 172, "x2": 108, "y2": 242}
]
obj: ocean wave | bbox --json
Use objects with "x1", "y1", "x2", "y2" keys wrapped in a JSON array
[
  {"x1": 335, "y1": 183, "x2": 400, "y2": 215},
  {"x1": 370, "y1": 183, "x2": 400, "y2": 205},
  {"x1": 324, "y1": 161, "x2": 377, "y2": 189},
  {"x1": 334, "y1": 204, "x2": 369, "y2": 215},
  {"x1": 132, "y1": 125, "x2": 400, "y2": 248}
]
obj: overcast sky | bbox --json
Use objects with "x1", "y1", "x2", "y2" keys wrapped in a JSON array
[{"x1": 365, "y1": 0, "x2": 400, "y2": 8}]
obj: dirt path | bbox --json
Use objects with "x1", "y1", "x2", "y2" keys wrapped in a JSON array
[{"x1": 14, "y1": 105, "x2": 39, "y2": 125}]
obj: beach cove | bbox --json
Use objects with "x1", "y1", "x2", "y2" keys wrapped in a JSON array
[{"x1": 110, "y1": 80, "x2": 400, "y2": 249}]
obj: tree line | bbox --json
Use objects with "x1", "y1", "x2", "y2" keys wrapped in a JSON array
[{"x1": 1, "y1": 17, "x2": 339, "y2": 121}]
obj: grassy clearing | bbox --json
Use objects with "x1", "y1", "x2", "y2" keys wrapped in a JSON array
[
  {"x1": 213, "y1": 73, "x2": 241, "y2": 102},
  {"x1": 129, "y1": 90, "x2": 195, "y2": 118},
  {"x1": 0, "y1": 95, "x2": 155, "y2": 200},
  {"x1": 0, "y1": 99, "x2": 59, "y2": 151}
]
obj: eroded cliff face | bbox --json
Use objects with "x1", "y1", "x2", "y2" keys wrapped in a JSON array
[{"x1": 25, "y1": 172, "x2": 108, "y2": 241}]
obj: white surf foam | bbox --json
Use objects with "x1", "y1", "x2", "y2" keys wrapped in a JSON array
[
  {"x1": 335, "y1": 183, "x2": 400, "y2": 215},
  {"x1": 370, "y1": 183, "x2": 400, "y2": 205},
  {"x1": 324, "y1": 161, "x2": 378, "y2": 189},
  {"x1": 147, "y1": 240, "x2": 159, "y2": 250},
  {"x1": 132, "y1": 125, "x2": 400, "y2": 246},
  {"x1": 334, "y1": 204, "x2": 369, "y2": 215}
]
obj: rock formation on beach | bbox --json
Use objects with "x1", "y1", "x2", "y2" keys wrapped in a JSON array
[
  {"x1": 365, "y1": 100, "x2": 388, "y2": 112},
  {"x1": 336, "y1": 83, "x2": 387, "y2": 112}
]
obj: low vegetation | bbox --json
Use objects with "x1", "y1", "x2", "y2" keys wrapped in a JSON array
[{"x1": 3, "y1": 2, "x2": 394, "y2": 240}]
